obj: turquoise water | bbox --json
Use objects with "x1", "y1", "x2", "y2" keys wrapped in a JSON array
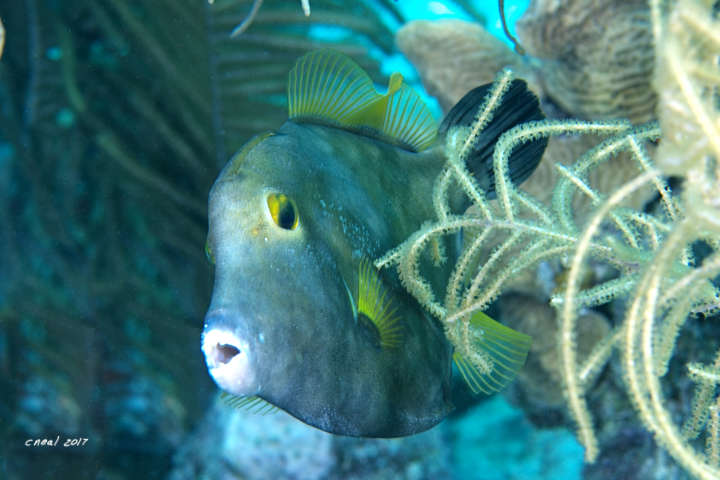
[
  {"x1": 450, "y1": 396, "x2": 583, "y2": 480},
  {"x1": 393, "y1": 0, "x2": 530, "y2": 45}
]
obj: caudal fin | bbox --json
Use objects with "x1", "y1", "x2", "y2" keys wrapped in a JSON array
[{"x1": 438, "y1": 79, "x2": 547, "y2": 198}]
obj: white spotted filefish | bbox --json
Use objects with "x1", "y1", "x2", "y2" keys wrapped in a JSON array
[{"x1": 201, "y1": 49, "x2": 547, "y2": 437}]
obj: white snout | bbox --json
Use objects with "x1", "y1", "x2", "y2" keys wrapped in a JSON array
[{"x1": 202, "y1": 329, "x2": 255, "y2": 395}]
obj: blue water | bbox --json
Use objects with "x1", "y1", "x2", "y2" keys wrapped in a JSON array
[{"x1": 393, "y1": 0, "x2": 530, "y2": 46}]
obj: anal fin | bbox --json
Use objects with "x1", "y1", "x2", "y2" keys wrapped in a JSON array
[
  {"x1": 219, "y1": 391, "x2": 277, "y2": 415},
  {"x1": 453, "y1": 311, "x2": 531, "y2": 394},
  {"x1": 287, "y1": 49, "x2": 438, "y2": 152}
]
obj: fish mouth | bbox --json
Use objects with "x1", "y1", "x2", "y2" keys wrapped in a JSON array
[{"x1": 201, "y1": 328, "x2": 255, "y2": 395}]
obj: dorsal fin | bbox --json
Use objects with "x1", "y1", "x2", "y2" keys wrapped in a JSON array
[
  {"x1": 288, "y1": 49, "x2": 437, "y2": 152},
  {"x1": 438, "y1": 80, "x2": 547, "y2": 198}
]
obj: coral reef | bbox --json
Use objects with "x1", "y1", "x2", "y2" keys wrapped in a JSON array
[
  {"x1": 613, "y1": 1, "x2": 720, "y2": 478},
  {"x1": 169, "y1": 397, "x2": 451, "y2": 480},
  {"x1": 375, "y1": 67, "x2": 674, "y2": 398},
  {"x1": 171, "y1": 392, "x2": 582, "y2": 480},
  {"x1": 396, "y1": 17, "x2": 657, "y2": 214},
  {"x1": 392, "y1": 1, "x2": 720, "y2": 479},
  {"x1": 498, "y1": 293, "x2": 611, "y2": 427}
]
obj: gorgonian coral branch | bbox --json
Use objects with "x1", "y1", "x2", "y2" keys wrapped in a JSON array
[{"x1": 377, "y1": 68, "x2": 676, "y2": 425}]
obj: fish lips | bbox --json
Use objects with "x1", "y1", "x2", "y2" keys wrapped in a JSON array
[{"x1": 201, "y1": 310, "x2": 257, "y2": 396}]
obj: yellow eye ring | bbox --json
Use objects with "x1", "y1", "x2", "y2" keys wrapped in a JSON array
[{"x1": 266, "y1": 193, "x2": 299, "y2": 230}]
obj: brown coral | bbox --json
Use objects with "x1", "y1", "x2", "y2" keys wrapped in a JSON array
[
  {"x1": 498, "y1": 293, "x2": 611, "y2": 414},
  {"x1": 516, "y1": 0, "x2": 655, "y2": 123}
]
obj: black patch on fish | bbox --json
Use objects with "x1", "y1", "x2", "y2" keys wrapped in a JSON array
[
  {"x1": 357, "y1": 312, "x2": 382, "y2": 350},
  {"x1": 438, "y1": 79, "x2": 548, "y2": 198}
]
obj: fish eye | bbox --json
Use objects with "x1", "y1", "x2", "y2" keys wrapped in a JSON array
[{"x1": 266, "y1": 193, "x2": 299, "y2": 230}]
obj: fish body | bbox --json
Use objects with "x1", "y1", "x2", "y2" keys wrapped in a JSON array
[
  {"x1": 205, "y1": 121, "x2": 452, "y2": 436},
  {"x1": 202, "y1": 50, "x2": 545, "y2": 437}
]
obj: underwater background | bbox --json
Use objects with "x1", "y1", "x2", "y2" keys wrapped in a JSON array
[{"x1": 1, "y1": 0, "x2": 719, "y2": 479}]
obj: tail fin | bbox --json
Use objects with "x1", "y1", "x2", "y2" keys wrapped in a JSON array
[{"x1": 438, "y1": 79, "x2": 547, "y2": 198}]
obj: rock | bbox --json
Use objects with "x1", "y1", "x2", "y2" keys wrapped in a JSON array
[
  {"x1": 170, "y1": 396, "x2": 451, "y2": 480},
  {"x1": 498, "y1": 293, "x2": 611, "y2": 427}
]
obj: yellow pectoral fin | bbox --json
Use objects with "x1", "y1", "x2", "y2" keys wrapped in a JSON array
[
  {"x1": 453, "y1": 311, "x2": 531, "y2": 394},
  {"x1": 356, "y1": 259, "x2": 402, "y2": 349}
]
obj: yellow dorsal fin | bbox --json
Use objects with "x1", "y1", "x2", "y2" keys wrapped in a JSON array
[
  {"x1": 453, "y1": 311, "x2": 531, "y2": 395},
  {"x1": 288, "y1": 49, "x2": 438, "y2": 152}
]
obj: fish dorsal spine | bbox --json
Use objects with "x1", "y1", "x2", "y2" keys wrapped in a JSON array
[{"x1": 287, "y1": 49, "x2": 437, "y2": 152}]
